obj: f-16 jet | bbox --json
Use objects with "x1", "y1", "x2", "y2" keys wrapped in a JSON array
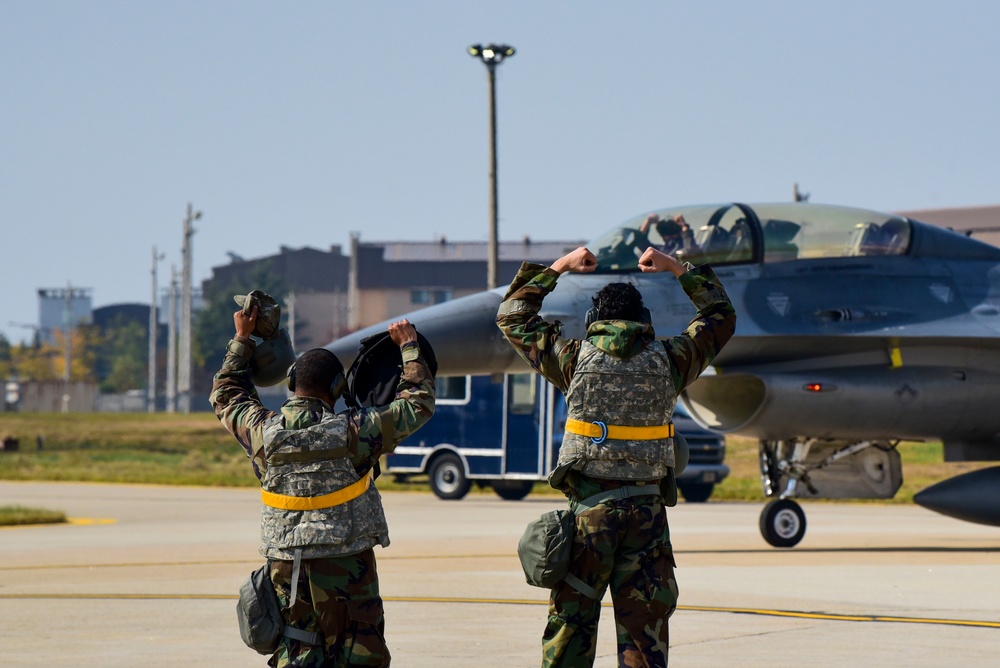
[{"x1": 327, "y1": 202, "x2": 1000, "y2": 547}]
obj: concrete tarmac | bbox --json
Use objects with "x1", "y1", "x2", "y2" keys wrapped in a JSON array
[{"x1": 1, "y1": 481, "x2": 998, "y2": 667}]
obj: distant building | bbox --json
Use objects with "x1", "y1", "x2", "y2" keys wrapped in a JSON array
[
  {"x1": 37, "y1": 286, "x2": 92, "y2": 344},
  {"x1": 898, "y1": 205, "x2": 1000, "y2": 248},
  {"x1": 201, "y1": 235, "x2": 586, "y2": 350}
]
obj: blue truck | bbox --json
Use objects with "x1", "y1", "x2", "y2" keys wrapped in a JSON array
[{"x1": 387, "y1": 373, "x2": 729, "y2": 501}]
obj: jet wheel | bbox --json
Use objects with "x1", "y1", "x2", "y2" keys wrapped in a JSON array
[
  {"x1": 428, "y1": 452, "x2": 471, "y2": 500},
  {"x1": 759, "y1": 498, "x2": 806, "y2": 548}
]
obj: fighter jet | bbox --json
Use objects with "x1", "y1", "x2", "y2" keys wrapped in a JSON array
[{"x1": 328, "y1": 202, "x2": 1000, "y2": 547}]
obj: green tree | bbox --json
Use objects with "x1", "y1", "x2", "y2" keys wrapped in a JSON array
[
  {"x1": 193, "y1": 262, "x2": 287, "y2": 394},
  {"x1": 0, "y1": 333, "x2": 11, "y2": 379},
  {"x1": 98, "y1": 317, "x2": 148, "y2": 393}
]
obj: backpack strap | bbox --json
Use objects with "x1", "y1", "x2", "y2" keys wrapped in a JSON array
[
  {"x1": 284, "y1": 625, "x2": 320, "y2": 645},
  {"x1": 574, "y1": 484, "x2": 660, "y2": 514}
]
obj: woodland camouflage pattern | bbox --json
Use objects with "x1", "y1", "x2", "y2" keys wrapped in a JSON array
[
  {"x1": 268, "y1": 549, "x2": 389, "y2": 667},
  {"x1": 497, "y1": 260, "x2": 735, "y2": 667},
  {"x1": 542, "y1": 496, "x2": 677, "y2": 668},
  {"x1": 211, "y1": 336, "x2": 434, "y2": 666}
]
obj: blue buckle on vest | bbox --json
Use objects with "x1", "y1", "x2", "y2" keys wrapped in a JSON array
[{"x1": 591, "y1": 421, "x2": 608, "y2": 444}]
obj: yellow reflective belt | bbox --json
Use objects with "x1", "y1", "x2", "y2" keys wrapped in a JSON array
[
  {"x1": 565, "y1": 418, "x2": 674, "y2": 441},
  {"x1": 261, "y1": 470, "x2": 373, "y2": 511}
]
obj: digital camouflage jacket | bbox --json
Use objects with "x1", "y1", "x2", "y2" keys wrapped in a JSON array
[
  {"x1": 210, "y1": 338, "x2": 435, "y2": 556},
  {"x1": 496, "y1": 261, "x2": 736, "y2": 498}
]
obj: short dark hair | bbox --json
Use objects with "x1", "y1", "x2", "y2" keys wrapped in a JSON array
[
  {"x1": 293, "y1": 348, "x2": 344, "y2": 396},
  {"x1": 592, "y1": 283, "x2": 645, "y2": 322}
]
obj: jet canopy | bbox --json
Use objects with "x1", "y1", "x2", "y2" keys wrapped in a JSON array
[{"x1": 588, "y1": 202, "x2": 912, "y2": 273}]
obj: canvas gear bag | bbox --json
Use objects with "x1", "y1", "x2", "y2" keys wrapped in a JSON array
[
  {"x1": 237, "y1": 561, "x2": 321, "y2": 655},
  {"x1": 516, "y1": 484, "x2": 661, "y2": 599},
  {"x1": 236, "y1": 563, "x2": 283, "y2": 654}
]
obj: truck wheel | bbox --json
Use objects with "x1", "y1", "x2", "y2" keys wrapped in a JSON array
[
  {"x1": 492, "y1": 480, "x2": 534, "y2": 501},
  {"x1": 678, "y1": 482, "x2": 714, "y2": 503},
  {"x1": 759, "y1": 498, "x2": 806, "y2": 548},
  {"x1": 429, "y1": 453, "x2": 471, "y2": 500}
]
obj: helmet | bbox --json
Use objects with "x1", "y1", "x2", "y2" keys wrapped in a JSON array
[
  {"x1": 249, "y1": 327, "x2": 297, "y2": 387},
  {"x1": 342, "y1": 330, "x2": 437, "y2": 409},
  {"x1": 233, "y1": 290, "x2": 282, "y2": 340}
]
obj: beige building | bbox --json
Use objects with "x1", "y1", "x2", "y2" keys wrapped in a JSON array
[
  {"x1": 898, "y1": 205, "x2": 1000, "y2": 247},
  {"x1": 203, "y1": 236, "x2": 586, "y2": 350}
]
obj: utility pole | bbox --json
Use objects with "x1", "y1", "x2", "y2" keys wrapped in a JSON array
[
  {"x1": 61, "y1": 281, "x2": 73, "y2": 414},
  {"x1": 148, "y1": 246, "x2": 165, "y2": 413},
  {"x1": 286, "y1": 292, "x2": 296, "y2": 351},
  {"x1": 178, "y1": 203, "x2": 201, "y2": 414},
  {"x1": 166, "y1": 265, "x2": 178, "y2": 414}
]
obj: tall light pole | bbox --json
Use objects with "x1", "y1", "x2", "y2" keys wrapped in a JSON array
[
  {"x1": 148, "y1": 246, "x2": 165, "y2": 413},
  {"x1": 468, "y1": 43, "x2": 515, "y2": 290},
  {"x1": 178, "y1": 203, "x2": 201, "y2": 414}
]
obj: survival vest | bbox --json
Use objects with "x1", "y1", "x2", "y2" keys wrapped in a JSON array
[
  {"x1": 550, "y1": 340, "x2": 677, "y2": 490},
  {"x1": 258, "y1": 410, "x2": 389, "y2": 560}
]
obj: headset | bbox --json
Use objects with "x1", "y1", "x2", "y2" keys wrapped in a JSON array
[
  {"x1": 584, "y1": 304, "x2": 652, "y2": 330},
  {"x1": 286, "y1": 352, "x2": 347, "y2": 401}
]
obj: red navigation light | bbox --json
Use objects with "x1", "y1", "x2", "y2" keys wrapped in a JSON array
[{"x1": 804, "y1": 383, "x2": 823, "y2": 392}]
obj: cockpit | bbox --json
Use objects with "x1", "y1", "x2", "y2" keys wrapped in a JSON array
[{"x1": 588, "y1": 202, "x2": 913, "y2": 273}]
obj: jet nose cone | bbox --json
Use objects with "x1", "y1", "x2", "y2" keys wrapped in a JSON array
[{"x1": 325, "y1": 289, "x2": 520, "y2": 376}]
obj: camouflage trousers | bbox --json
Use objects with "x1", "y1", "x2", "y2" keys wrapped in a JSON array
[
  {"x1": 268, "y1": 549, "x2": 390, "y2": 668},
  {"x1": 542, "y1": 496, "x2": 677, "y2": 668}
]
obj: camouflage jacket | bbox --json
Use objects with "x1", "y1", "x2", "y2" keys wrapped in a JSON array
[
  {"x1": 210, "y1": 337, "x2": 435, "y2": 484},
  {"x1": 496, "y1": 261, "x2": 736, "y2": 498}
]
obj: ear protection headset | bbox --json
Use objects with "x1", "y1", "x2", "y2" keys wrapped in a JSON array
[
  {"x1": 584, "y1": 304, "x2": 652, "y2": 329},
  {"x1": 286, "y1": 355, "x2": 347, "y2": 400}
]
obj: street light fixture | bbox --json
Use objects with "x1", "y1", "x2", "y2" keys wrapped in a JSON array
[{"x1": 468, "y1": 43, "x2": 515, "y2": 290}]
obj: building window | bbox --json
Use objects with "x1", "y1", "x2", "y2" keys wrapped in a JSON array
[{"x1": 411, "y1": 288, "x2": 451, "y2": 305}]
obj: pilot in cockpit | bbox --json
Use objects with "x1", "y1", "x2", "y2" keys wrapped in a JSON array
[{"x1": 638, "y1": 213, "x2": 703, "y2": 259}]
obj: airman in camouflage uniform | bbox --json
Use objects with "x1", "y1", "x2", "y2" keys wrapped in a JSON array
[
  {"x1": 211, "y1": 309, "x2": 435, "y2": 667},
  {"x1": 497, "y1": 246, "x2": 735, "y2": 667}
]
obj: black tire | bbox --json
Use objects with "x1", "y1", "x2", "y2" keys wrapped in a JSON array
[
  {"x1": 678, "y1": 482, "x2": 714, "y2": 503},
  {"x1": 492, "y1": 480, "x2": 534, "y2": 501},
  {"x1": 428, "y1": 452, "x2": 471, "y2": 500},
  {"x1": 759, "y1": 498, "x2": 807, "y2": 548}
]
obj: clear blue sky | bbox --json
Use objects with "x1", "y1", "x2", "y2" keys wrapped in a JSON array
[{"x1": 2, "y1": 1, "x2": 998, "y2": 344}]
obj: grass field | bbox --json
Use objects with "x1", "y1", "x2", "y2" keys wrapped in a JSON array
[{"x1": 0, "y1": 411, "x2": 996, "y2": 523}]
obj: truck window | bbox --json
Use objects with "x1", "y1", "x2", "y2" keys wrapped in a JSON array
[
  {"x1": 436, "y1": 376, "x2": 471, "y2": 404},
  {"x1": 509, "y1": 373, "x2": 535, "y2": 415}
]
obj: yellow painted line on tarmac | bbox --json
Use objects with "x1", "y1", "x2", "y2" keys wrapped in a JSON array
[
  {"x1": 1, "y1": 593, "x2": 996, "y2": 629},
  {"x1": 0, "y1": 517, "x2": 116, "y2": 530},
  {"x1": 0, "y1": 558, "x2": 259, "y2": 572},
  {"x1": 681, "y1": 605, "x2": 1000, "y2": 628}
]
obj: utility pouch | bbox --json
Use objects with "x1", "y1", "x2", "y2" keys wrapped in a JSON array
[
  {"x1": 236, "y1": 563, "x2": 283, "y2": 655},
  {"x1": 517, "y1": 508, "x2": 575, "y2": 589},
  {"x1": 517, "y1": 485, "x2": 662, "y2": 598}
]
